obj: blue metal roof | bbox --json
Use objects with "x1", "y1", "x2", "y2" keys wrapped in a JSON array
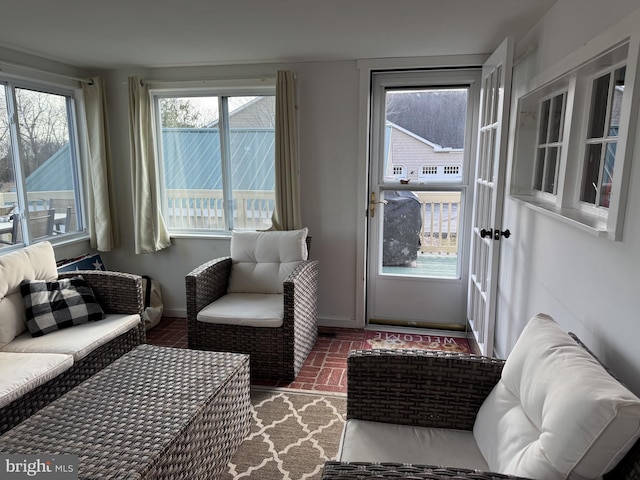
[
  {"x1": 26, "y1": 143, "x2": 74, "y2": 191},
  {"x1": 27, "y1": 128, "x2": 275, "y2": 192}
]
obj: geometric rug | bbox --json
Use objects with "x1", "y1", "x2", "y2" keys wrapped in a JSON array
[
  {"x1": 221, "y1": 388, "x2": 346, "y2": 480},
  {"x1": 363, "y1": 329, "x2": 472, "y2": 353}
]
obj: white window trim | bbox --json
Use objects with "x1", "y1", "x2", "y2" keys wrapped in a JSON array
[{"x1": 510, "y1": 17, "x2": 640, "y2": 241}]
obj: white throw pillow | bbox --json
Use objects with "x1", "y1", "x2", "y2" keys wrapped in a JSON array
[
  {"x1": 473, "y1": 313, "x2": 640, "y2": 479},
  {"x1": 227, "y1": 228, "x2": 308, "y2": 294}
]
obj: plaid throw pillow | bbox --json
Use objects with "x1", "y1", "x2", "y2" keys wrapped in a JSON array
[{"x1": 20, "y1": 276, "x2": 105, "y2": 337}]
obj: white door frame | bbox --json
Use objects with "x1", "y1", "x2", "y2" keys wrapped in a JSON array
[{"x1": 354, "y1": 55, "x2": 490, "y2": 329}]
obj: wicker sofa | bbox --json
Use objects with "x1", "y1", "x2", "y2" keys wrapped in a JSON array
[
  {"x1": 325, "y1": 314, "x2": 640, "y2": 480},
  {"x1": 0, "y1": 241, "x2": 145, "y2": 434}
]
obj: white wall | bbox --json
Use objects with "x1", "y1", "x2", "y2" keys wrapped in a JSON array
[
  {"x1": 496, "y1": 0, "x2": 640, "y2": 394},
  {"x1": 100, "y1": 61, "x2": 361, "y2": 327}
]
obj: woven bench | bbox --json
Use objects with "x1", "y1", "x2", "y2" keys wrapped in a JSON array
[{"x1": 0, "y1": 345, "x2": 251, "y2": 479}]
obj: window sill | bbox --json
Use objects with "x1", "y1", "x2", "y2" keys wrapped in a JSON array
[{"x1": 510, "y1": 194, "x2": 610, "y2": 238}]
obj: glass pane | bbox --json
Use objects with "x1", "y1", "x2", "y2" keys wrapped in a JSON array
[
  {"x1": 544, "y1": 146, "x2": 558, "y2": 194},
  {"x1": 600, "y1": 142, "x2": 616, "y2": 208},
  {"x1": 159, "y1": 96, "x2": 223, "y2": 229},
  {"x1": 581, "y1": 143, "x2": 602, "y2": 204},
  {"x1": 549, "y1": 93, "x2": 564, "y2": 143},
  {"x1": 384, "y1": 88, "x2": 467, "y2": 185},
  {"x1": 228, "y1": 96, "x2": 275, "y2": 230},
  {"x1": 15, "y1": 88, "x2": 77, "y2": 242},
  {"x1": 381, "y1": 190, "x2": 460, "y2": 279},
  {"x1": 534, "y1": 148, "x2": 545, "y2": 191},
  {"x1": 538, "y1": 98, "x2": 550, "y2": 144},
  {"x1": 0, "y1": 86, "x2": 18, "y2": 247},
  {"x1": 608, "y1": 66, "x2": 626, "y2": 136},
  {"x1": 588, "y1": 73, "x2": 611, "y2": 139}
]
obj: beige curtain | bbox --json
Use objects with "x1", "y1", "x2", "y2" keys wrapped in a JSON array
[
  {"x1": 271, "y1": 70, "x2": 302, "y2": 231},
  {"x1": 82, "y1": 76, "x2": 117, "y2": 251},
  {"x1": 128, "y1": 76, "x2": 171, "y2": 254}
]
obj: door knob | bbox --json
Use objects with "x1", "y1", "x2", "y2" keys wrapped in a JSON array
[{"x1": 480, "y1": 228, "x2": 511, "y2": 240}]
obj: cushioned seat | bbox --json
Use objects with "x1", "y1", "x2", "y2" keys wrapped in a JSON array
[
  {"x1": 186, "y1": 228, "x2": 318, "y2": 381},
  {"x1": 331, "y1": 314, "x2": 640, "y2": 480},
  {"x1": 2, "y1": 314, "x2": 141, "y2": 361},
  {"x1": 0, "y1": 352, "x2": 73, "y2": 409}
]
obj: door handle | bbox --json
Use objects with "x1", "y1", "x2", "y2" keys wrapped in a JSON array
[
  {"x1": 369, "y1": 192, "x2": 388, "y2": 218},
  {"x1": 480, "y1": 228, "x2": 511, "y2": 240}
]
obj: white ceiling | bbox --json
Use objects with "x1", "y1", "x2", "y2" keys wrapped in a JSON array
[{"x1": 0, "y1": 0, "x2": 557, "y2": 70}]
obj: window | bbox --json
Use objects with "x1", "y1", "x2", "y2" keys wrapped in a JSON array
[
  {"x1": 421, "y1": 165, "x2": 438, "y2": 175},
  {"x1": 511, "y1": 33, "x2": 639, "y2": 240},
  {"x1": 0, "y1": 81, "x2": 84, "y2": 249},
  {"x1": 392, "y1": 165, "x2": 406, "y2": 178},
  {"x1": 443, "y1": 165, "x2": 461, "y2": 175},
  {"x1": 152, "y1": 88, "x2": 276, "y2": 233},
  {"x1": 580, "y1": 66, "x2": 625, "y2": 208},
  {"x1": 534, "y1": 93, "x2": 566, "y2": 194}
]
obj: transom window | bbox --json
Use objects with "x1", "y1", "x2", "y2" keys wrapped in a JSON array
[
  {"x1": 511, "y1": 33, "x2": 639, "y2": 241},
  {"x1": 0, "y1": 81, "x2": 84, "y2": 249},
  {"x1": 534, "y1": 92, "x2": 566, "y2": 195},
  {"x1": 152, "y1": 88, "x2": 276, "y2": 233},
  {"x1": 580, "y1": 66, "x2": 625, "y2": 208}
]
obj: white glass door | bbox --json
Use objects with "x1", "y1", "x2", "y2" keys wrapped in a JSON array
[
  {"x1": 467, "y1": 37, "x2": 514, "y2": 355},
  {"x1": 367, "y1": 69, "x2": 480, "y2": 328}
]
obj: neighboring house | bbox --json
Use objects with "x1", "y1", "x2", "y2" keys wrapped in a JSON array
[{"x1": 385, "y1": 122, "x2": 463, "y2": 183}]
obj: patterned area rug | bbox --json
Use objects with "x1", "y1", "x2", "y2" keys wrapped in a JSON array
[
  {"x1": 363, "y1": 330, "x2": 471, "y2": 353},
  {"x1": 222, "y1": 388, "x2": 346, "y2": 480}
]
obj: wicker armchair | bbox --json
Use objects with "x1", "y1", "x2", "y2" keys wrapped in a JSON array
[
  {"x1": 186, "y1": 229, "x2": 318, "y2": 381},
  {"x1": 0, "y1": 270, "x2": 145, "y2": 434},
  {"x1": 324, "y1": 334, "x2": 640, "y2": 480}
]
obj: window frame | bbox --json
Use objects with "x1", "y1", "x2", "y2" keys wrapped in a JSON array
[
  {"x1": 150, "y1": 81, "x2": 276, "y2": 236},
  {"x1": 510, "y1": 32, "x2": 640, "y2": 241},
  {"x1": 0, "y1": 75, "x2": 87, "y2": 250}
]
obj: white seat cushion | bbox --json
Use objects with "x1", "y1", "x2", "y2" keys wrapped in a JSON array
[
  {"x1": 1, "y1": 314, "x2": 140, "y2": 361},
  {"x1": 0, "y1": 352, "x2": 73, "y2": 408},
  {"x1": 197, "y1": 293, "x2": 283, "y2": 328},
  {"x1": 227, "y1": 228, "x2": 308, "y2": 294},
  {"x1": 338, "y1": 419, "x2": 490, "y2": 471},
  {"x1": 474, "y1": 313, "x2": 640, "y2": 479}
]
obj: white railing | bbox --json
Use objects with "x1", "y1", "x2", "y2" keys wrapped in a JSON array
[
  {"x1": 415, "y1": 192, "x2": 460, "y2": 255},
  {"x1": 2, "y1": 190, "x2": 459, "y2": 254},
  {"x1": 165, "y1": 189, "x2": 274, "y2": 230}
]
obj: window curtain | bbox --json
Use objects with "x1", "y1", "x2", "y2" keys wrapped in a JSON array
[
  {"x1": 127, "y1": 76, "x2": 171, "y2": 254},
  {"x1": 271, "y1": 70, "x2": 302, "y2": 231},
  {"x1": 82, "y1": 76, "x2": 117, "y2": 251}
]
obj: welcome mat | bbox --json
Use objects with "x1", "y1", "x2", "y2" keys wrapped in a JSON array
[
  {"x1": 363, "y1": 330, "x2": 472, "y2": 354},
  {"x1": 222, "y1": 388, "x2": 346, "y2": 480}
]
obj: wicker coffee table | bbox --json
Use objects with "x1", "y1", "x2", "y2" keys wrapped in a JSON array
[{"x1": 0, "y1": 345, "x2": 250, "y2": 479}]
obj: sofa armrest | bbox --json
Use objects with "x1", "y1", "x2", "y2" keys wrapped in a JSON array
[
  {"x1": 185, "y1": 256, "x2": 232, "y2": 320},
  {"x1": 58, "y1": 270, "x2": 144, "y2": 317},
  {"x1": 322, "y1": 461, "x2": 533, "y2": 480},
  {"x1": 347, "y1": 349, "x2": 505, "y2": 430}
]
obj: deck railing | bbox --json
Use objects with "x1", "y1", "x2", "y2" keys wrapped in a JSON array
[
  {"x1": 2, "y1": 190, "x2": 460, "y2": 255},
  {"x1": 415, "y1": 191, "x2": 460, "y2": 255}
]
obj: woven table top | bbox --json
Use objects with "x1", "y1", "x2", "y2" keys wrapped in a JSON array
[{"x1": 0, "y1": 345, "x2": 250, "y2": 479}]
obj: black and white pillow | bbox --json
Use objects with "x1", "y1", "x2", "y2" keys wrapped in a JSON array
[{"x1": 20, "y1": 276, "x2": 105, "y2": 337}]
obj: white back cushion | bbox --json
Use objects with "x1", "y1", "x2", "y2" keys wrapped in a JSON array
[
  {"x1": 474, "y1": 313, "x2": 640, "y2": 479},
  {"x1": 0, "y1": 242, "x2": 58, "y2": 347},
  {"x1": 227, "y1": 228, "x2": 308, "y2": 294}
]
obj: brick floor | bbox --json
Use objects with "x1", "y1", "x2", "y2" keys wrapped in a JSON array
[{"x1": 146, "y1": 319, "x2": 363, "y2": 394}]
